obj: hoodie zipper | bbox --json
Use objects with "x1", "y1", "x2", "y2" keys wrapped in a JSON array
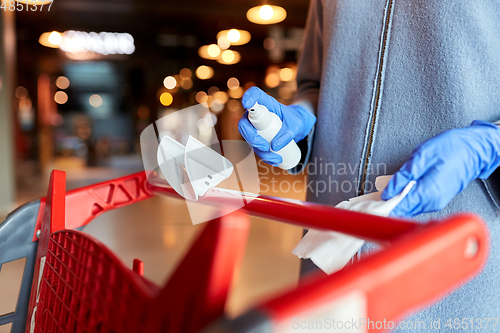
[{"x1": 359, "y1": 0, "x2": 395, "y2": 196}]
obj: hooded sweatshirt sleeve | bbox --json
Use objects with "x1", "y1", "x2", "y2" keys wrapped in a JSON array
[{"x1": 288, "y1": 0, "x2": 323, "y2": 174}]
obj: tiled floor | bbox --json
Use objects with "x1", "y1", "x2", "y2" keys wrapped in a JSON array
[{"x1": 0, "y1": 157, "x2": 307, "y2": 330}]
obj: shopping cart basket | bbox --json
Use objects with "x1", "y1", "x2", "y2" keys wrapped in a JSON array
[{"x1": 0, "y1": 170, "x2": 489, "y2": 333}]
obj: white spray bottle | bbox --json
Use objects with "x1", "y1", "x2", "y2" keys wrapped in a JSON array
[{"x1": 247, "y1": 102, "x2": 301, "y2": 169}]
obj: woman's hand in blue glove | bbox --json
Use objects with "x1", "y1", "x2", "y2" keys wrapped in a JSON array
[
  {"x1": 238, "y1": 86, "x2": 316, "y2": 166},
  {"x1": 382, "y1": 120, "x2": 500, "y2": 217}
]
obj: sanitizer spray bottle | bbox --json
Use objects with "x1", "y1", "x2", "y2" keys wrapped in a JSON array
[{"x1": 248, "y1": 102, "x2": 301, "y2": 169}]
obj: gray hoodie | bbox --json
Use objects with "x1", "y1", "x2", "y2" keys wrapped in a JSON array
[{"x1": 294, "y1": 0, "x2": 500, "y2": 329}]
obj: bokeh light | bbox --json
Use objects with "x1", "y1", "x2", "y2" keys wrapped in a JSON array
[
  {"x1": 19, "y1": 98, "x2": 32, "y2": 110},
  {"x1": 48, "y1": 31, "x2": 62, "y2": 46},
  {"x1": 222, "y1": 50, "x2": 234, "y2": 62},
  {"x1": 227, "y1": 99, "x2": 242, "y2": 112},
  {"x1": 227, "y1": 77, "x2": 240, "y2": 90},
  {"x1": 51, "y1": 113, "x2": 64, "y2": 127},
  {"x1": 179, "y1": 68, "x2": 192, "y2": 79},
  {"x1": 56, "y1": 76, "x2": 70, "y2": 89},
  {"x1": 246, "y1": 5, "x2": 287, "y2": 25},
  {"x1": 228, "y1": 86, "x2": 244, "y2": 99},
  {"x1": 163, "y1": 76, "x2": 177, "y2": 89},
  {"x1": 198, "y1": 45, "x2": 221, "y2": 60},
  {"x1": 206, "y1": 96, "x2": 214, "y2": 107},
  {"x1": 217, "y1": 50, "x2": 241, "y2": 65},
  {"x1": 259, "y1": 5, "x2": 274, "y2": 20},
  {"x1": 54, "y1": 91, "x2": 68, "y2": 104},
  {"x1": 89, "y1": 94, "x2": 102, "y2": 107},
  {"x1": 196, "y1": 65, "x2": 214, "y2": 80},
  {"x1": 180, "y1": 78, "x2": 193, "y2": 90},
  {"x1": 160, "y1": 92, "x2": 173, "y2": 106},
  {"x1": 38, "y1": 32, "x2": 60, "y2": 48},
  {"x1": 16, "y1": 0, "x2": 53, "y2": 4},
  {"x1": 207, "y1": 44, "x2": 221, "y2": 58},
  {"x1": 217, "y1": 30, "x2": 251, "y2": 46},
  {"x1": 227, "y1": 29, "x2": 241, "y2": 43},
  {"x1": 208, "y1": 86, "x2": 219, "y2": 96},
  {"x1": 196, "y1": 91, "x2": 208, "y2": 104},
  {"x1": 265, "y1": 73, "x2": 280, "y2": 88},
  {"x1": 59, "y1": 31, "x2": 135, "y2": 55},
  {"x1": 210, "y1": 99, "x2": 224, "y2": 113},
  {"x1": 217, "y1": 35, "x2": 230, "y2": 50},
  {"x1": 15, "y1": 86, "x2": 28, "y2": 99},
  {"x1": 179, "y1": 68, "x2": 193, "y2": 80},
  {"x1": 263, "y1": 37, "x2": 275, "y2": 50},
  {"x1": 137, "y1": 106, "x2": 150, "y2": 119},
  {"x1": 279, "y1": 68, "x2": 294, "y2": 81},
  {"x1": 213, "y1": 91, "x2": 229, "y2": 104}
]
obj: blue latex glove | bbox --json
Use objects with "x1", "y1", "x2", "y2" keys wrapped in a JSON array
[
  {"x1": 382, "y1": 120, "x2": 500, "y2": 217},
  {"x1": 238, "y1": 86, "x2": 316, "y2": 166}
]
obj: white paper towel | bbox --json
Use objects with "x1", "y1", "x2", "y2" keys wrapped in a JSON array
[{"x1": 292, "y1": 176, "x2": 415, "y2": 275}]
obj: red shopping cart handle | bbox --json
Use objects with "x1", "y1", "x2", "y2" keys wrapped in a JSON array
[
  {"x1": 31, "y1": 171, "x2": 421, "y2": 243},
  {"x1": 19, "y1": 171, "x2": 489, "y2": 333},
  {"x1": 31, "y1": 172, "x2": 154, "y2": 241},
  {"x1": 204, "y1": 213, "x2": 488, "y2": 333}
]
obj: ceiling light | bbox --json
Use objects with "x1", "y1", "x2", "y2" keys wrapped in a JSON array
[
  {"x1": 259, "y1": 5, "x2": 274, "y2": 20},
  {"x1": 246, "y1": 5, "x2": 287, "y2": 25},
  {"x1": 217, "y1": 50, "x2": 241, "y2": 65},
  {"x1": 222, "y1": 50, "x2": 235, "y2": 62},
  {"x1": 198, "y1": 44, "x2": 222, "y2": 59},
  {"x1": 16, "y1": 0, "x2": 52, "y2": 4},
  {"x1": 216, "y1": 30, "x2": 251, "y2": 46},
  {"x1": 48, "y1": 31, "x2": 62, "y2": 45},
  {"x1": 227, "y1": 29, "x2": 241, "y2": 43},
  {"x1": 38, "y1": 32, "x2": 60, "y2": 48},
  {"x1": 58, "y1": 31, "x2": 134, "y2": 55},
  {"x1": 207, "y1": 44, "x2": 221, "y2": 57}
]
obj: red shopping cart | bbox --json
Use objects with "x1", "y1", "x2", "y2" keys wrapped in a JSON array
[{"x1": 0, "y1": 170, "x2": 489, "y2": 333}]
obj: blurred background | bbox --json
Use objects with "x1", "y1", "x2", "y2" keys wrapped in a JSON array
[{"x1": 0, "y1": 0, "x2": 312, "y2": 325}]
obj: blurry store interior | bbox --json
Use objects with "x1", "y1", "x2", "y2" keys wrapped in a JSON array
[{"x1": 0, "y1": 0, "x2": 312, "y2": 324}]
